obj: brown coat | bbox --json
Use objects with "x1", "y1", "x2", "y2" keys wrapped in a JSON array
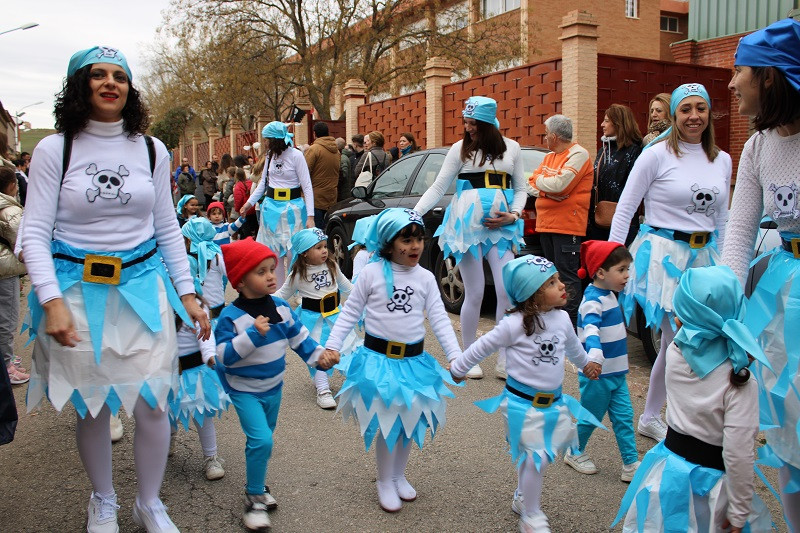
[{"x1": 304, "y1": 136, "x2": 341, "y2": 211}]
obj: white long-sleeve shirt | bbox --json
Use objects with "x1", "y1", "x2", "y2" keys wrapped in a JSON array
[
  {"x1": 177, "y1": 304, "x2": 216, "y2": 363},
  {"x1": 664, "y1": 342, "x2": 759, "y2": 529},
  {"x1": 275, "y1": 262, "x2": 353, "y2": 300},
  {"x1": 608, "y1": 141, "x2": 731, "y2": 250},
  {"x1": 451, "y1": 309, "x2": 594, "y2": 390},
  {"x1": 21, "y1": 120, "x2": 193, "y2": 304},
  {"x1": 202, "y1": 253, "x2": 227, "y2": 309},
  {"x1": 414, "y1": 138, "x2": 527, "y2": 216},
  {"x1": 325, "y1": 261, "x2": 461, "y2": 361},
  {"x1": 246, "y1": 147, "x2": 314, "y2": 215},
  {"x1": 722, "y1": 129, "x2": 800, "y2": 284}
]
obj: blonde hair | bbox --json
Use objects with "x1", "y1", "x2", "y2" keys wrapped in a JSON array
[
  {"x1": 367, "y1": 131, "x2": 385, "y2": 148},
  {"x1": 648, "y1": 93, "x2": 671, "y2": 129}
]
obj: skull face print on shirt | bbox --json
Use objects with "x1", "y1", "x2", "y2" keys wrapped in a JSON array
[
  {"x1": 769, "y1": 183, "x2": 800, "y2": 220},
  {"x1": 686, "y1": 183, "x2": 719, "y2": 217},
  {"x1": 386, "y1": 285, "x2": 414, "y2": 313},
  {"x1": 85, "y1": 163, "x2": 131, "y2": 204},
  {"x1": 532, "y1": 335, "x2": 560, "y2": 365}
]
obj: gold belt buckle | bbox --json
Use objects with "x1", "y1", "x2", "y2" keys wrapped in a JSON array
[
  {"x1": 791, "y1": 238, "x2": 800, "y2": 259},
  {"x1": 386, "y1": 341, "x2": 406, "y2": 359},
  {"x1": 320, "y1": 292, "x2": 340, "y2": 318},
  {"x1": 689, "y1": 232, "x2": 708, "y2": 249},
  {"x1": 483, "y1": 170, "x2": 508, "y2": 189},
  {"x1": 532, "y1": 392, "x2": 555, "y2": 408},
  {"x1": 83, "y1": 255, "x2": 122, "y2": 285},
  {"x1": 273, "y1": 188, "x2": 291, "y2": 201}
]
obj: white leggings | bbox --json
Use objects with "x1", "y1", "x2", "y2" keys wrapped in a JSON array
[
  {"x1": 518, "y1": 453, "x2": 550, "y2": 517},
  {"x1": 193, "y1": 418, "x2": 218, "y2": 457},
  {"x1": 76, "y1": 397, "x2": 170, "y2": 505},
  {"x1": 780, "y1": 466, "x2": 800, "y2": 532},
  {"x1": 275, "y1": 252, "x2": 291, "y2": 289},
  {"x1": 642, "y1": 315, "x2": 676, "y2": 422},
  {"x1": 458, "y1": 245, "x2": 514, "y2": 363}
]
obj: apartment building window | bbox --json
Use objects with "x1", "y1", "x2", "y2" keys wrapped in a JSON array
[
  {"x1": 438, "y1": 1, "x2": 469, "y2": 33},
  {"x1": 482, "y1": 0, "x2": 521, "y2": 19},
  {"x1": 625, "y1": 0, "x2": 639, "y2": 18},
  {"x1": 660, "y1": 15, "x2": 679, "y2": 32},
  {"x1": 398, "y1": 18, "x2": 428, "y2": 51}
]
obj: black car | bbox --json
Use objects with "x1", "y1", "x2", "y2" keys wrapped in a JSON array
[{"x1": 324, "y1": 147, "x2": 548, "y2": 314}]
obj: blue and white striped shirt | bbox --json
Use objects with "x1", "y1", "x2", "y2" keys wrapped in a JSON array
[
  {"x1": 577, "y1": 284, "x2": 628, "y2": 377},
  {"x1": 212, "y1": 217, "x2": 246, "y2": 246},
  {"x1": 214, "y1": 295, "x2": 324, "y2": 394}
]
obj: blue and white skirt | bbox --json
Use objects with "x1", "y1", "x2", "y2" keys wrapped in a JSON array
[
  {"x1": 333, "y1": 341, "x2": 458, "y2": 452},
  {"x1": 256, "y1": 196, "x2": 307, "y2": 257},
  {"x1": 296, "y1": 306, "x2": 361, "y2": 378},
  {"x1": 619, "y1": 224, "x2": 718, "y2": 332},
  {"x1": 26, "y1": 239, "x2": 189, "y2": 419},
  {"x1": 475, "y1": 377, "x2": 604, "y2": 469},
  {"x1": 612, "y1": 441, "x2": 772, "y2": 532},
  {"x1": 169, "y1": 360, "x2": 231, "y2": 430},
  {"x1": 435, "y1": 182, "x2": 524, "y2": 265}
]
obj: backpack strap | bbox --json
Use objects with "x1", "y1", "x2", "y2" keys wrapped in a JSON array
[{"x1": 144, "y1": 135, "x2": 156, "y2": 175}]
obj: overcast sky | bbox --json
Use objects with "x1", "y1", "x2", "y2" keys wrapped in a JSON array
[{"x1": 2, "y1": 0, "x2": 171, "y2": 130}]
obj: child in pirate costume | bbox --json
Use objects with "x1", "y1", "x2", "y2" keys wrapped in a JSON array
[
  {"x1": 181, "y1": 217, "x2": 227, "y2": 321},
  {"x1": 349, "y1": 214, "x2": 377, "y2": 281},
  {"x1": 449, "y1": 255, "x2": 604, "y2": 533},
  {"x1": 612, "y1": 266, "x2": 772, "y2": 533},
  {"x1": 176, "y1": 193, "x2": 199, "y2": 227},
  {"x1": 608, "y1": 83, "x2": 731, "y2": 443},
  {"x1": 275, "y1": 228, "x2": 360, "y2": 409},
  {"x1": 206, "y1": 201, "x2": 245, "y2": 246},
  {"x1": 21, "y1": 46, "x2": 210, "y2": 532},
  {"x1": 239, "y1": 121, "x2": 315, "y2": 287},
  {"x1": 324, "y1": 208, "x2": 462, "y2": 513}
]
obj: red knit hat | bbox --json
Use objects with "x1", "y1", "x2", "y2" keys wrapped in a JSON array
[
  {"x1": 206, "y1": 201, "x2": 226, "y2": 217},
  {"x1": 221, "y1": 237, "x2": 277, "y2": 289},
  {"x1": 578, "y1": 240, "x2": 625, "y2": 279}
]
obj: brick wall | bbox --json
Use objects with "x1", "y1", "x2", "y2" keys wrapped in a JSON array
[
  {"x1": 357, "y1": 90, "x2": 427, "y2": 149},
  {"x1": 442, "y1": 59, "x2": 561, "y2": 146},
  {"x1": 197, "y1": 141, "x2": 209, "y2": 165},
  {"x1": 214, "y1": 137, "x2": 229, "y2": 158}
]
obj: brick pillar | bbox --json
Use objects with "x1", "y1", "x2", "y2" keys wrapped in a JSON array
[
  {"x1": 293, "y1": 88, "x2": 312, "y2": 147},
  {"x1": 208, "y1": 129, "x2": 220, "y2": 159},
  {"x1": 191, "y1": 132, "x2": 202, "y2": 168},
  {"x1": 670, "y1": 40, "x2": 696, "y2": 64},
  {"x1": 178, "y1": 140, "x2": 185, "y2": 165},
  {"x1": 559, "y1": 10, "x2": 599, "y2": 154},
  {"x1": 344, "y1": 79, "x2": 367, "y2": 142},
  {"x1": 424, "y1": 57, "x2": 453, "y2": 149},
  {"x1": 520, "y1": 0, "x2": 531, "y2": 62},
  {"x1": 255, "y1": 111, "x2": 270, "y2": 156},
  {"x1": 331, "y1": 85, "x2": 343, "y2": 120},
  {"x1": 229, "y1": 119, "x2": 242, "y2": 155}
]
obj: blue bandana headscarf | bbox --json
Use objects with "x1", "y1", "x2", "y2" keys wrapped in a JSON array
[
  {"x1": 289, "y1": 228, "x2": 327, "y2": 269},
  {"x1": 181, "y1": 217, "x2": 222, "y2": 284},
  {"x1": 735, "y1": 18, "x2": 800, "y2": 93},
  {"x1": 67, "y1": 46, "x2": 132, "y2": 81},
  {"x1": 462, "y1": 96, "x2": 501, "y2": 129},
  {"x1": 262, "y1": 121, "x2": 294, "y2": 147},
  {"x1": 364, "y1": 208, "x2": 425, "y2": 299},
  {"x1": 643, "y1": 83, "x2": 711, "y2": 149},
  {"x1": 672, "y1": 266, "x2": 771, "y2": 378},
  {"x1": 348, "y1": 215, "x2": 377, "y2": 250},
  {"x1": 176, "y1": 194, "x2": 196, "y2": 216},
  {"x1": 502, "y1": 255, "x2": 558, "y2": 307}
]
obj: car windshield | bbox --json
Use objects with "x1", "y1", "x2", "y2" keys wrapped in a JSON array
[
  {"x1": 372, "y1": 155, "x2": 422, "y2": 198},
  {"x1": 521, "y1": 149, "x2": 546, "y2": 183}
]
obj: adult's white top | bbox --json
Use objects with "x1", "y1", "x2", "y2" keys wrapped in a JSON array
[{"x1": 247, "y1": 147, "x2": 314, "y2": 214}]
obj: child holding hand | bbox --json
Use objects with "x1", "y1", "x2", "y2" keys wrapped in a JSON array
[
  {"x1": 206, "y1": 201, "x2": 245, "y2": 246},
  {"x1": 449, "y1": 255, "x2": 603, "y2": 533}
]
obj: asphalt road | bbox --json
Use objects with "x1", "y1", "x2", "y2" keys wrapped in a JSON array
[{"x1": 0, "y1": 282, "x2": 786, "y2": 532}]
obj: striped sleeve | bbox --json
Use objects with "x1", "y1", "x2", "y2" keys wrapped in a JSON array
[{"x1": 578, "y1": 297, "x2": 604, "y2": 363}]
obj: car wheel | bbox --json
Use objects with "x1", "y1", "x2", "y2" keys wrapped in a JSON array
[
  {"x1": 637, "y1": 308, "x2": 660, "y2": 365},
  {"x1": 327, "y1": 224, "x2": 352, "y2": 278},
  {"x1": 435, "y1": 250, "x2": 464, "y2": 314}
]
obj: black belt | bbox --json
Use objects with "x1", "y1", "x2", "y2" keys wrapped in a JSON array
[
  {"x1": 210, "y1": 305, "x2": 223, "y2": 319},
  {"x1": 505, "y1": 384, "x2": 561, "y2": 408},
  {"x1": 651, "y1": 227, "x2": 710, "y2": 249},
  {"x1": 458, "y1": 170, "x2": 510, "y2": 190},
  {"x1": 178, "y1": 351, "x2": 204, "y2": 373},
  {"x1": 301, "y1": 291, "x2": 339, "y2": 317},
  {"x1": 782, "y1": 237, "x2": 800, "y2": 258},
  {"x1": 664, "y1": 426, "x2": 725, "y2": 471},
  {"x1": 266, "y1": 186, "x2": 301, "y2": 201},
  {"x1": 53, "y1": 246, "x2": 158, "y2": 285},
  {"x1": 364, "y1": 333, "x2": 424, "y2": 359}
]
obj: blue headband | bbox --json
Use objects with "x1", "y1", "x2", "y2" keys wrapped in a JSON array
[
  {"x1": 348, "y1": 215, "x2": 377, "y2": 250},
  {"x1": 735, "y1": 18, "x2": 800, "y2": 93},
  {"x1": 176, "y1": 194, "x2": 196, "y2": 216},
  {"x1": 262, "y1": 121, "x2": 294, "y2": 147},
  {"x1": 67, "y1": 46, "x2": 132, "y2": 81},
  {"x1": 462, "y1": 96, "x2": 500, "y2": 129},
  {"x1": 644, "y1": 83, "x2": 711, "y2": 149},
  {"x1": 364, "y1": 208, "x2": 425, "y2": 299},
  {"x1": 672, "y1": 266, "x2": 770, "y2": 378},
  {"x1": 289, "y1": 228, "x2": 327, "y2": 269},
  {"x1": 502, "y1": 255, "x2": 558, "y2": 306},
  {"x1": 181, "y1": 217, "x2": 222, "y2": 283}
]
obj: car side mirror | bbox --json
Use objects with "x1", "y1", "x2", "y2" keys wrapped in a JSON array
[{"x1": 352, "y1": 186, "x2": 368, "y2": 199}]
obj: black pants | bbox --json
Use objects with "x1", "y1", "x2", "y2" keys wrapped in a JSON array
[
  {"x1": 239, "y1": 213, "x2": 259, "y2": 239},
  {"x1": 538, "y1": 232, "x2": 583, "y2": 326}
]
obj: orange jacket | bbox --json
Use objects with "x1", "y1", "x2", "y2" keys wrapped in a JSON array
[{"x1": 529, "y1": 143, "x2": 593, "y2": 236}]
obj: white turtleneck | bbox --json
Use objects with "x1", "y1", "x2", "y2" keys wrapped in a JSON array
[{"x1": 22, "y1": 120, "x2": 193, "y2": 304}]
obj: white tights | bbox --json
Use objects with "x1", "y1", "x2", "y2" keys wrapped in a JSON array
[
  {"x1": 642, "y1": 315, "x2": 676, "y2": 422},
  {"x1": 458, "y1": 246, "x2": 514, "y2": 365},
  {"x1": 275, "y1": 252, "x2": 291, "y2": 289},
  {"x1": 780, "y1": 466, "x2": 800, "y2": 532},
  {"x1": 76, "y1": 397, "x2": 170, "y2": 505},
  {"x1": 313, "y1": 370, "x2": 331, "y2": 393},
  {"x1": 375, "y1": 436, "x2": 415, "y2": 510},
  {"x1": 193, "y1": 418, "x2": 218, "y2": 457},
  {"x1": 518, "y1": 453, "x2": 550, "y2": 517}
]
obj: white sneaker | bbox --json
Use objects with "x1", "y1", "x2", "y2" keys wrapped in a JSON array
[
  {"x1": 132, "y1": 498, "x2": 179, "y2": 533},
  {"x1": 243, "y1": 494, "x2": 271, "y2": 531},
  {"x1": 564, "y1": 449, "x2": 598, "y2": 474},
  {"x1": 621, "y1": 460, "x2": 641, "y2": 483},
  {"x1": 316, "y1": 390, "x2": 337, "y2": 409},
  {"x1": 263, "y1": 486, "x2": 278, "y2": 510},
  {"x1": 638, "y1": 415, "x2": 667, "y2": 441},
  {"x1": 204, "y1": 455, "x2": 225, "y2": 480},
  {"x1": 87, "y1": 492, "x2": 119, "y2": 533},
  {"x1": 109, "y1": 414, "x2": 123, "y2": 443},
  {"x1": 519, "y1": 511, "x2": 551, "y2": 533},
  {"x1": 465, "y1": 365, "x2": 484, "y2": 379},
  {"x1": 511, "y1": 490, "x2": 524, "y2": 515}
]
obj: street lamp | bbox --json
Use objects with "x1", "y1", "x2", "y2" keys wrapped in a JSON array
[
  {"x1": 0, "y1": 23, "x2": 39, "y2": 36},
  {"x1": 14, "y1": 101, "x2": 43, "y2": 153}
]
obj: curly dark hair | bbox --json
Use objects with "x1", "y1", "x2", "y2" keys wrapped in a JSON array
[{"x1": 54, "y1": 65, "x2": 149, "y2": 139}]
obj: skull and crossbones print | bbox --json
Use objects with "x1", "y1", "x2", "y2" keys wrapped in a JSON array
[
  {"x1": 532, "y1": 335, "x2": 560, "y2": 365},
  {"x1": 85, "y1": 163, "x2": 131, "y2": 204},
  {"x1": 386, "y1": 285, "x2": 414, "y2": 313},
  {"x1": 686, "y1": 183, "x2": 719, "y2": 217},
  {"x1": 309, "y1": 270, "x2": 331, "y2": 291},
  {"x1": 769, "y1": 183, "x2": 800, "y2": 220}
]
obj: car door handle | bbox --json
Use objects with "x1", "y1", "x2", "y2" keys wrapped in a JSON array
[{"x1": 432, "y1": 207, "x2": 443, "y2": 214}]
